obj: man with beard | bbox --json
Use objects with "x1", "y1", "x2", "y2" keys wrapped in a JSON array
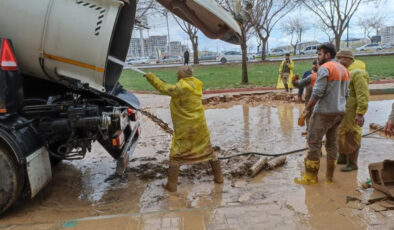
[{"x1": 294, "y1": 43, "x2": 349, "y2": 185}]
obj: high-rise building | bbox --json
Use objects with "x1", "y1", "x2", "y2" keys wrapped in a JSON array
[
  {"x1": 381, "y1": 26, "x2": 394, "y2": 45},
  {"x1": 127, "y1": 35, "x2": 168, "y2": 58}
]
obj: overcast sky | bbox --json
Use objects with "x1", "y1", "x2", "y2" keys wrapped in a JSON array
[{"x1": 135, "y1": 1, "x2": 394, "y2": 53}]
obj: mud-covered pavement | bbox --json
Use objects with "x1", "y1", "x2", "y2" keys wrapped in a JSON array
[{"x1": 1, "y1": 93, "x2": 393, "y2": 230}]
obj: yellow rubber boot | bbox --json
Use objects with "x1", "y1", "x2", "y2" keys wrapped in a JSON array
[
  {"x1": 326, "y1": 160, "x2": 336, "y2": 184},
  {"x1": 294, "y1": 159, "x2": 320, "y2": 185}
]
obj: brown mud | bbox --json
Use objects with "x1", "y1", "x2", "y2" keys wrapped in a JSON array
[{"x1": 0, "y1": 93, "x2": 393, "y2": 229}]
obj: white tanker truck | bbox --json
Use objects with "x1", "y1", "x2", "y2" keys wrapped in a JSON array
[{"x1": 0, "y1": 0, "x2": 240, "y2": 214}]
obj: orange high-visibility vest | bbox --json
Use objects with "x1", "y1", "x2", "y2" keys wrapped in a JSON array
[
  {"x1": 310, "y1": 72, "x2": 317, "y2": 87},
  {"x1": 321, "y1": 61, "x2": 350, "y2": 82}
]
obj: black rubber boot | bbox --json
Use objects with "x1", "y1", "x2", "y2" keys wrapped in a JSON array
[{"x1": 337, "y1": 154, "x2": 346, "y2": 164}]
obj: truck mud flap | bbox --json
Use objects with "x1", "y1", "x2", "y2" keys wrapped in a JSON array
[
  {"x1": 116, "y1": 121, "x2": 140, "y2": 176},
  {"x1": 26, "y1": 147, "x2": 52, "y2": 198}
]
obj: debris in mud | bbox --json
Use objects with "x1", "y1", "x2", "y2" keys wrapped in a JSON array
[
  {"x1": 202, "y1": 92, "x2": 297, "y2": 106},
  {"x1": 129, "y1": 162, "x2": 167, "y2": 179},
  {"x1": 248, "y1": 156, "x2": 287, "y2": 177},
  {"x1": 128, "y1": 151, "x2": 262, "y2": 180},
  {"x1": 130, "y1": 157, "x2": 158, "y2": 162}
]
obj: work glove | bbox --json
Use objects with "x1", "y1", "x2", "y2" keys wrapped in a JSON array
[
  {"x1": 355, "y1": 114, "x2": 365, "y2": 127},
  {"x1": 384, "y1": 119, "x2": 394, "y2": 137},
  {"x1": 292, "y1": 74, "x2": 299, "y2": 83},
  {"x1": 144, "y1": 72, "x2": 155, "y2": 79},
  {"x1": 298, "y1": 110, "x2": 311, "y2": 127}
]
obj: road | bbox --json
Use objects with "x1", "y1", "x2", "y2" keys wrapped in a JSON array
[{"x1": 1, "y1": 93, "x2": 393, "y2": 229}]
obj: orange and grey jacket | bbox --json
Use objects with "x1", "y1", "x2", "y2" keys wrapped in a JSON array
[{"x1": 311, "y1": 60, "x2": 350, "y2": 114}]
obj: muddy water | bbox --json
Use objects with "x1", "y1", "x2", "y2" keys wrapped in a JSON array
[{"x1": 0, "y1": 94, "x2": 393, "y2": 229}]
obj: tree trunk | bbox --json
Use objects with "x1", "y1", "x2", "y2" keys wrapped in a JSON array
[
  {"x1": 334, "y1": 32, "x2": 342, "y2": 51},
  {"x1": 261, "y1": 39, "x2": 267, "y2": 61},
  {"x1": 192, "y1": 37, "x2": 199, "y2": 64},
  {"x1": 241, "y1": 40, "x2": 248, "y2": 84}
]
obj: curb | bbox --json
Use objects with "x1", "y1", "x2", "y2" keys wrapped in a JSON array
[
  {"x1": 202, "y1": 87, "x2": 276, "y2": 95},
  {"x1": 369, "y1": 88, "x2": 394, "y2": 95}
]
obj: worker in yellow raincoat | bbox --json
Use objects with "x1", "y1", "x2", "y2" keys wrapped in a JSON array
[
  {"x1": 144, "y1": 66, "x2": 223, "y2": 192},
  {"x1": 276, "y1": 53, "x2": 294, "y2": 92},
  {"x1": 336, "y1": 50, "x2": 369, "y2": 172}
]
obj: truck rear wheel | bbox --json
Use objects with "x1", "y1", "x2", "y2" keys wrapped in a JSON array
[{"x1": 0, "y1": 145, "x2": 23, "y2": 215}]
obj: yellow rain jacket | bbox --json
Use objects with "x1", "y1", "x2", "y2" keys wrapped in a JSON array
[
  {"x1": 146, "y1": 73, "x2": 214, "y2": 164},
  {"x1": 276, "y1": 60, "x2": 294, "y2": 89},
  {"x1": 338, "y1": 60, "x2": 370, "y2": 154}
]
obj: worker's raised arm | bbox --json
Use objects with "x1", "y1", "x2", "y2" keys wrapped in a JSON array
[
  {"x1": 293, "y1": 75, "x2": 311, "y2": 88},
  {"x1": 146, "y1": 73, "x2": 183, "y2": 97},
  {"x1": 288, "y1": 60, "x2": 294, "y2": 70}
]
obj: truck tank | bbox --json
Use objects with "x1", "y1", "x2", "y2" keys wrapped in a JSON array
[{"x1": 0, "y1": 0, "x2": 135, "y2": 93}]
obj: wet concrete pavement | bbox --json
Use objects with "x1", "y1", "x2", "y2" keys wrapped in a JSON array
[{"x1": 0, "y1": 93, "x2": 393, "y2": 230}]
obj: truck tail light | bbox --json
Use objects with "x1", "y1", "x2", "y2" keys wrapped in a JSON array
[
  {"x1": 0, "y1": 39, "x2": 18, "y2": 71},
  {"x1": 127, "y1": 108, "x2": 133, "y2": 116},
  {"x1": 128, "y1": 107, "x2": 137, "y2": 121},
  {"x1": 112, "y1": 131, "x2": 125, "y2": 147}
]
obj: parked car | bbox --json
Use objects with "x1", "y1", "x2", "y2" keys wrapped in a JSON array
[
  {"x1": 382, "y1": 43, "x2": 393, "y2": 49},
  {"x1": 269, "y1": 48, "x2": 286, "y2": 56},
  {"x1": 356, "y1": 43, "x2": 382, "y2": 51},
  {"x1": 199, "y1": 53, "x2": 217, "y2": 61},
  {"x1": 126, "y1": 57, "x2": 149, "y2": 65},
  {"x1": 300, "y1": 44, "x2": 319, "y2": 55},
  {"x1": 163, "y1": 56, "x2": 183, "y2": 63},
  {"x1": 216, "y1": 51, "x2": 253, "y2": 64}
]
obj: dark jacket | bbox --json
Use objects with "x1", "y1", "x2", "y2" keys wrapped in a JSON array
[{"x1": 298, "y1": 70, "x2": 312, "y2": 97}]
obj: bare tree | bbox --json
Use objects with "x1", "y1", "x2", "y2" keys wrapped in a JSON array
[
  {"x1": 301, "y1": 0, "x2": 379, "y2": 50},
  {"x1": 368, "y1": 15, "x2": 385, "y2": 36},
  {"x1": 357, "y1": 15, "x2": 385, "y2": 41},
  {"x1": 251, "y1": 0, "x2": 298, "y2": 60},
  {"x1": 216, "y1": 0, "x2": 255, "y2": 84},
  {"x1": 357, "y1": 17, "x2": 371, "y2": 40},
  {"x1": 256, "y1": 37, "x2": 262, "y2": 54},
  {"x1": 282, "y1": 17, "x2": 309, "y2": 55},
  {"x1": 314, "y1": 20, "x2": 335, "y2": 43},
  {"x1": 173, "y1": 16, "x2": 200, "y2": 64},
  {"x1": 135, "y1": 0, "x2": 160, "y2": 23}
]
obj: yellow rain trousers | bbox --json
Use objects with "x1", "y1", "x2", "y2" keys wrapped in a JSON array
[
  {"x1": 276, "y1": 60, "x2": 294, "y2": 89},
  {"x1": 146, "y1": 73, "x2": 214, "y2": 164},
  {"x1": 337, "y1": 60, "x2": 370, "y2": 154}
]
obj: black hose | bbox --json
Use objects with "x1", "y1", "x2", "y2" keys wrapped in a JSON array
[
  {"x1": 218, "y1": 148, "x2": 308, "y2": 160},
  {"x1": 219, "y1": 127, "x2": 385, "y2": 160}
]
